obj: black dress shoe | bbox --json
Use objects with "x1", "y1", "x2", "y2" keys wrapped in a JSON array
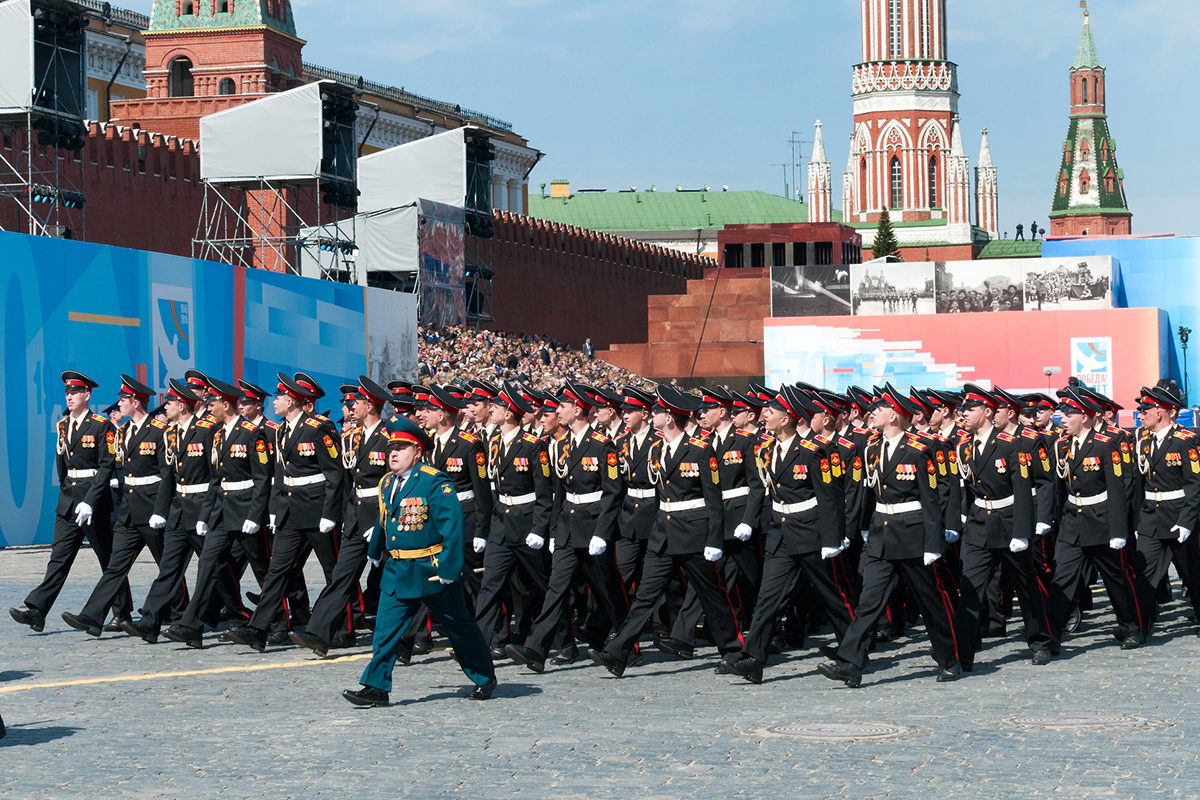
[
  {"x1": 817, "y1": 660, "x2": 862, "y2": 688},
  {"x1": 1120, "y1": 632, "x2": 1143, "y2": 650},
  {"x1": 729, "y1": 656, "x2": 763, "y2": 685},
  {"x1": 625, "y1": 650, "x2": 643, "y2": 668},
  {"x1": 396, "y1": 641, "x2": 413, "y2": 666},
  {"x1": 104, "y1": 618, "x2": 131, "y2": 633},
  {"x1": 1031, "y1": 648, "x2": 1052, "y2": 666},
  {"x1": 1049, "y1": 641, "x2": 1062, "y2": 656},
  {"x1": 120, "y1": 619, "x2": 159, "y2": 644},
  {"x1": 266, "y1": 630, "x2": 292, "y2": 646},
  {"x1": 468, "y1": 677, "x2": 498, "y2": 700},
  {"x1": 937, "y1": 663, "x2": 963, "y2": 682},
  {"x1": 506, "y1": 644, "x2": 546, "y2": 673},
  {"x1": 61, "y1": 611, "x2": 103, "y2": 637},
  {"x1": 489, "y1": 646, "x2": 508, "y2": 661},
  {"x1": 819, "y1": 644, "x2": 840, "y2": 661},
  {"x1": 10, "y1": 605, "x2": 45, "y2": 633},
  {"x1": 412, "y1": 638, "x2": 432, "y2": 656},
  {"x1": 653, "y1": 637, "x2": 695, "y2": 660},
  {"x1": 163, "y1": 625, "x2": 203, "y2": 648},
  {"x1": 245, "y1": 591, "x2": 261, "y2": 605},
  {"x1": 588, "y1": 647, "x2": 626, "y2": 677},
  {"x1": 550, "y1": 643, "x2": 579, "y2": 665},
  {"x1": 289, "y1": 631, "x2": 329, "y2": 658},
  {"x1": 222, "y1": 625, "x2": 266, "y2": 651},
  {"x1": 342, "y1": 686, "x2": 389, "y2": 707},
  {"x1": 1065, "y1": 605, "x2": 1083, "y2": 634}
]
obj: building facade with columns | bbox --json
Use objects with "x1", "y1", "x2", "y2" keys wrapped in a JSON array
[{"x1": 824, "y1": 0, "x2": 998, "y2": 260}]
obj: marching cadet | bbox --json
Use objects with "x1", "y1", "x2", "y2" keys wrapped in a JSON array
[
  {"x1": 164, "y1": 378, "x2": 272, "y2": 648},
  {"x1": 589, "y1": 385, "x2": 743, "y2": 677},
  {"x1": 291, "y1": 377, "x2": 392, "y2": 658},
  {"x1": 1044, "y1": 387, "x2": 1145, "y2": 652},
  {"x1": 507, "y1": 382, "x2": 629, "y2": 672},
  {"x1": 657, "y1": 386, "x2": 764, "y2": 659},
  {"x1": 952, "y1": 385, "x2": 1053, "y2": 670},
  {"x1": 728, "y1": 386, "x2": 853, "y2": 684},
  {"x1": 472, "y1": 381, "x2": 554, "y2": 657},
  {"x1": 730, "y1": 391, "x2": 762, "y2": 439},
  {"x1": 342, "y1": 416, "x2": 496, "y2": 707},
  {"x1": 592, "y1": 386, "x2": 627, "y2": 440},
  {"x1": 464, "y1": 379, "x2": 500, "y2": 440},
  {"x1": 224, "y1": 373, "x2": 344, "y2": 651},
  {"x1": 818, "y1": 383, "x2": 963, "y2": 687},
  {"x1": 612, "y1": 386, "x2": 659, "y2": 596},
  {"x1": 123, "y1": 379, "x2": 215, "y2": 642},
  {"x1": 1131, "y1": 385, "x2": 1200, "y2": 635},
  {"x1": 11, "y1": 372, "x2": 128, "y2": 633}
]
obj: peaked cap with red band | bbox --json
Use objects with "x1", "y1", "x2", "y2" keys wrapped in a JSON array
[{"x1": 61, "y1": 370, "x2": 98, "y2": 391}]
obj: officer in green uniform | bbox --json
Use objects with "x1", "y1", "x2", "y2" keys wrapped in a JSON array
[{"x1": 343, "y1": 416, "x2": 497, "y2": 707}]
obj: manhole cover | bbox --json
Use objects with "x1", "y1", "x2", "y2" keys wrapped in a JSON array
[
  {"x1": 1007, "y1": 712, "x2": 1160, "y2": 730},
  {"x1": 762, "y1": 722, "x2": 914, "y2": 741}
]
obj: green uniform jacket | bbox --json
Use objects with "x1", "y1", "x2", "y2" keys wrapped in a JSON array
[{"x1": 368, "y1": 464, "x2": 465, "y2": 599}]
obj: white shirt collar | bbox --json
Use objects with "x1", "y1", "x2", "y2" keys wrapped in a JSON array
[
  {"x1": 571, "y1": 424, "x2": 591, "y2": 447},
  {"x1": 223, "y1": 415, "x2": 240, "y2": 436}
]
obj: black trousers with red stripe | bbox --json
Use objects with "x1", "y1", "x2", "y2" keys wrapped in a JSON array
[
  {"x1": 603, "y1": 550, "x2": 741, "y2": 660},
  {"x1": 741, "y1": 549, "x2": 854, "y2": 665},
  {"x1": 956, "y1": 540, "x2": 1052, "y2": 665},
  {"x1": 1046, "y1": 539, "x2": 1143, "y2": 642},
  {"x1": 836, "y1": 553, "x2": 960, "y2": 671}
]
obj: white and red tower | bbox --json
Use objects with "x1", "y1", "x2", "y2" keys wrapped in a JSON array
[
  {"x1": 807, "y1": 120, "x2": 832, "y2": 223},
  {"x1": 841, "y1": 0, "x2": 994, "y2": 257},
  {"x1": 975, "y1": 127, "x2": 999, "y2": 239}
]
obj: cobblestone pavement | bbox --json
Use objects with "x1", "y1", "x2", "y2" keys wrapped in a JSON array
[{"x1": 2, "y1": 545, "x2": 1199, "y2": 799}]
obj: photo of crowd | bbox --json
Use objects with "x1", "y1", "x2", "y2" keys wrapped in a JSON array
[
  {"x1": 1024, "y1": 257, "x2": 1113, "y2": 310},
  {"x1": 935, "y1": 261, "x2": 1025, "y2": 313}
]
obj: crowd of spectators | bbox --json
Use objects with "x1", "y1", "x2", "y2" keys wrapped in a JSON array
[{"x1": 417, "y1": 325, "x2": 654, "y2": 390}]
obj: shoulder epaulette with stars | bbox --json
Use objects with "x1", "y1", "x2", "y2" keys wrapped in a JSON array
[
  {"x1": 240, "y1": 420, "x2": 258, "y2": 432},
  {"x1": 91, "y1": 413, "x2": 107, "y2": 424},
  {"x1": 1174, "y1": 429, "x2": 1196, "y2": 440},
  {"x1": 265, "y1": 420, "x2": 280, "y2": 429},
  {"x1": 304, "y1": 418, "x2": 322, "y2": 428},
  {"x1": 799, "y1": 438, "x2": 820, "y2": 452},
  {"x1": 689, "y1": 437, "x2": 708, "y2": 448},
  {"x1": 522, "y1": 432, "x2": 540, "y2": 443},
  {"x1": 458, "y1": 430, "x2": 477, "y2": 443},
  {"x1": 150, "y1": 419, "x2": 167, "y2": 430},
  {"x1": 196, "y1": 419, "x2": 214, "y2": 428},
  {"x1": 591, "y1": 431, "x2": 609, "y2": 443},
  {"x1": 419, "y1": 464, "x2": 439, "y2": 476},
  {"x1": 996, "y1": 432, "x2": 1016, "y2": 442},
  {"x1": 1094, "y1": 433, "x2": 1112, "y2": 443},
  {"x1": 838, "y1": 437, "x2": 855, "y2": 450},
  {"x1": 815, "y1": 433, "x2": 833, "y2": 444},
  {"x1": 1020, "y1": 428, "x2": 1040, "y2": 440}
]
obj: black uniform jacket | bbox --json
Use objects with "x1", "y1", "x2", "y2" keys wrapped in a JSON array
[
  {"x1": 756, "y1": 433, "x2": 843, "y2": 555},
  {"x1": 549, "y1": 425, "x2": 622, "y2": 548},
  {"x1": 1134, "y1": 425, "x2": 1200, "y2": 540},
  {"x1": 162, "y1": 417, "x2": 216, "y2": 530},
  {"x1": 271, "y1": 413, "x2": 344, "y2": 529},
  {"x1": 55, "y1": 411, "x2": 118, "y2": 516},
  {"x1": 863, "y1": 432, "x2": 944, "y2": 559},
  {"x1": 647, "y1": 434, "x2": 723, "y2": 556},
  {"x1": 209, "y1": 417, "x2": 270, "y2": 530},
  {"x1": 1054, "y1": 430, "x2": 1127, "y2": 547},
  {"x1": 957, "y1": 429, "x2": 1035, "y2": 548},
  {"x1": 614, "y1": 427, "x2": 659, "y2": 541},
  {"x1": 114, "y1": 417, "x2": 173, "y2": 527},
  {"x1": 427, "y1": 426, "x2": 493, "y2": 542},
  {"x1": 488, "y1": 427, "x2": 553, "y2": 544}
]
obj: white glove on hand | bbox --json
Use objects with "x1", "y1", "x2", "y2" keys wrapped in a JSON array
[
  {"x1": 148, "y1": 514, "x2": 167, "y2": 530},
  {"x1": 472, "y1": 537, "x2": 486, "y2": 553},
  {"x1": 525, "y1": 533, "x2": 545, "y2": 550},
  {"x1": 318, "y1": 517, "x2": 336, "y2": 534},
  {"x1": 196, "y1": 520, "x2": 208, "y2": 536},
  {"x1": 269, "y1": 514, "x2": 276, "y2": 531},
  {"x1": 368, "y1": 557, "x2": 380, "y2": 568},
  {"x1": 861, "y1": 530, "x2": 869, "y2": 544},
  {"x1": 1035, "y1": 522, "x2": 1051, "y2": 536},
  {"x1": 944, "y1": 529, "x2": 960, "y2": 543},
  {"x1": 840, "y1": 537, "x2": 851, "y2": 552},
  {"x1": 733, "y1": 523, "x2": 753, "y2": 542},
  {"x1": 549, "y1": 538, "x2": 556, "y2": 554},
  {"x1": 1173, "y1": 525, "x2": 1192, "y2": 544},
  {"x1": 1109, "y1": 537, "x2": 1126, "y2": 550},
  {"x1": 1009, "y1": 538, "x2": 1029, "y2": 553},
  {"x1": 109, "y1": 478, "x2": 119, "y2": 489},
  {"x1": 588, "y1": 536, "x2": 607, "y2": 556},
  {"x1": 74, "y1": 502, "x2": 93, "y2": 526},
  {"x1": 362, "y1": 526, "x2": 374, "y2": 541},
  {"x1": 703, "y1": 546, "x2": 723, "y2": 562},
  {"x1": 820, "y1": 546, "x2": 841, "y2": 560},
  {"x1": 241, "y1": 519, "x2": 260, "y2": 535},
  {"x1": 923, "y1": 551, "x2": 941, "y2": 566},
  {"x1": 438, "y1": 577, "x2": 454, "y2": 585}
]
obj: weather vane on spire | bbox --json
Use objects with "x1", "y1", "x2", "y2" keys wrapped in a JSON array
[{"x1": 1081, "y1": 1, "x2": 1089, "y2": 21}]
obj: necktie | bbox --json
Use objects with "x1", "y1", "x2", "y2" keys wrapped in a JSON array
[
  {"x1": 884, "y1": 441, "x2": 893, "y2": 468},
  {"x1": 432, "y1": 435, "x2": 444, "y2": 465},
  {"x1": 67, "y1": 418, "x2": 77, "y2": 445}
]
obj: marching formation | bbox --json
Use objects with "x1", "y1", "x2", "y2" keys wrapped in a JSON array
[{"x1": 9, "y1": 368, "x2": 1200, "y2": 706}]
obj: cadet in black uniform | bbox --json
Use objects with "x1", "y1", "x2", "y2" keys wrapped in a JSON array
[
  {"x1": 612, "y1": 387, "x2": 659, "y2": 597},
  {"x1": 590, "y1": 385, "x2": 742, "y2": 676},
  {"x1": 11, "y1": 371, "x2": 129, "y2": 632}
]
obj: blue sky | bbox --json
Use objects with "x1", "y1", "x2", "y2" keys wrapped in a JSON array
[{"x1": 124, "y1": 0, "x2": 1195, "y2": 237}]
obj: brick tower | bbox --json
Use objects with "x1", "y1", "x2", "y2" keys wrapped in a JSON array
[
  {"x1": 109, "y1": 0, "x2": 305, "y2": 140},
  {"x1": 1048, "y1": 5, "x2": 1131, "y2": 237}
]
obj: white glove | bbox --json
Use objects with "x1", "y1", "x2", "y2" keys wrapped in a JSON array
[
  {"x1": 733, "y1": 523, "x2": 753, "y2": 542},
  {"x1": 368, "y1": 557, "x2": 380, "y2": 568},
  {"x1": 923, "y1": 551, "x2": 941, "y2": 566},
  {"x1": 588, "y1": 536, "x2": 607, "y2": 556},
  {"x1": 438, "y1": 577, "x2": 454, "y2": 585},
  {"x1": 820, "y1": 546, "x2": 841, "y2": 560},
  {"x1": 549, "y1": 538, "x2": 556, "y2": 553},
  {"x1": 1109, "y1": 537, "x2": 1126, "y2": 550},
  {"x1": 472, "y1": 537, "x2": 487, "y2": 553},
  {"x1": 237, "y1": 519, "x2": 256, "y2": 535},
  {"x1": 1173, "y1": 525, "x2": 1192, "y2": 544},
  {"x1": 269, "y1": 514, "x2": 276, "y2": 531},
  {"x1": 944, "y1": 529, "x2": 960, "y2": 543},
  {"x1": 362, "y1": 526, "x2": 374, "y2": 541},
  {"x1": 318, "y1": 517, "x2": 336, "y2": 534},
  {"x1": 840, "y1": 537, "x2": 851, "y2": 552},
  {"x1": 74, "y1": 502, "x2": 93, "y2": 526},
  {"x1": 960, "y1": 514, "x2": 967, "y2": 525},
  {"x1": 703, "y1": 546, "x2": 723, "y2": 562},
  {"x1": 109, "y1": 478, "x2": 119, "y2": 489},
  {"x1": 1035, "y1": 522, "x2": 1051, "y2": 536},
  {"x1": 148, "y1": 514, "x2": 167, "y2": 530},
  {"x1": 861, "y1": 530, "x2": 869, "y2": 543},
  {"x1": 196, "y1": 521, "x2": 208, "y2": 536},
  {"x1": 525, "y1": 533, "x2": 545, "y2": 550},
  {"x1": 1009, "y1": 538, "x2": 1029, "y2": 553}
]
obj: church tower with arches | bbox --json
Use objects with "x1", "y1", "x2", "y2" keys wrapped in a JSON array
[{"x1": 840, "y1": 0, "x2": 995, "y2": 258}]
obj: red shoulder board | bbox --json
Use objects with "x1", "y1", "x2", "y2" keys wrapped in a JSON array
[
  {"x1": 522, "y1": 433, "x2": 540, "y2": 443},
  {"x1": 304, "y1": 418, "x2": 322, "y2": 428},
  {"x1": 196, "y1": 419, "x2": 214, "y2": 428},
  {"x1": 1093, "y1": 434, "x2": 1111, "y2": 443},
  {"x1": 1055, "y1": 435, "x2": 1069, "y2": 444},
  {"x1": 815, "y1": 433, "x2": 833, "y2": 444},
  {"x1": 1020, "y1": 428, "x2": 1039, "y2": 439},
  {"x1": 265, "y1": 420, "x2": 280, "y2": 429},
  {"x1": 689, "y1": 437, "x2": 708, "y2": 448},
  {"x1": 654, "y1": 431, "x2": 665, "y2": 438},
  {"x1": 459, "y1": 431, "x2": 477, "y2": 443},
  {"x1": 853, "y1": 426, "x2": 871, "y2": 435},
  {"x1": 1174, "y1": 430, "x2": 1195, "y2": 440},
  {"x1": 91, "y1": 413, "x2": 107, "y2": 423},
  {"x1": 241, "y1": 420, "x2": 258, "y2": 432},
  {"x1": 591, "y1": 432, "x2": 608, "y2": 443},
  {"x1": 838, "y1": 437, "x2": 855, "y2": 450},
  {"x1": 737, "y1": 429, "x2": 755, "y2": 437},
  {"x1": 958, "y1": 430, "x2": 972, "y2": 442},
  {"x1": 317, "y1": 414, "x2": 331, "y2": 422},
  {"x1": 996, "y1": 432, "x2": 1016, "y2": 442},
  {"x1": 150, "y1": 419, "x2": 167, "y2": 430},
  {"x1": 799, "y1": 438, "x2": 820, "y2": 452}
]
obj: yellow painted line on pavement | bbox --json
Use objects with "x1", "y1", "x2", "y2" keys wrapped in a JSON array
[{"x1": 0, "y1": 652, "x2": 372, "y2": 694}]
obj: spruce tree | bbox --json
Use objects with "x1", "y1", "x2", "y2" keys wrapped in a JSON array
[{"x1": 871, "y1": 208, "x2": 901, "y2": 261}]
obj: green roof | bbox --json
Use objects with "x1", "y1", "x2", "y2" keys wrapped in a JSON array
[
  {"x1": 527, "y1": 190, "x2": 842, "y2": 232},
  {"x1": 978, "y1": 239, "x2": 1043, "y2": 259},
  {"x1": 149, "y1": 0, "x2": 298, "y2": 38},
  {"x1": 1073, "y1": 18, "x2": 1102, "y2": 69}
]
